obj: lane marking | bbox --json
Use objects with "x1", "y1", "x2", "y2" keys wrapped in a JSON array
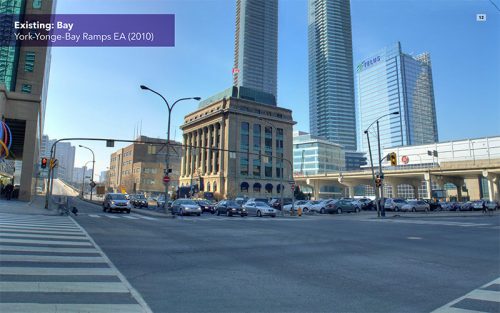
[
  {"x1": 0, "y1": 238, "x2": 92, "y2": 246},
  {"x1": 0, "y1": 303, "x2": 146, "y2": 313},
  {"x1": 407, "y1": 236, "x2": 423, "y2": 240},
  {"x1": 88, "y1": 214, "x2": 101, "y2": 218},
  {"x1": 105, "y1": 215, "x2": 120, "y2": 219},
  {"x1": 122, "y1": 216, "x2": 139, "y2": 220},
  {"x1": 132, "y1": 214, "x2": 157, "y2": 220},
  {"x1": 0, "y1": 281, "x2": 128, "y2": 293},
  {"x1": 0, "y1": 267, "x2": 115, "y2": 276},
  {"x1": 0, "y1": 222, "x2": 79, "y2": 229},
  {"x1": 0, "y1": 245, "x2": 98, "y2": 253},
  {"x1": 0, "y1": 254, "x2": 106, "y2": 263}
]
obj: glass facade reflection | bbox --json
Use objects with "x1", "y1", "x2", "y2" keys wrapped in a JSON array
[
  {"x1": 293, "y1": 131, "x2": 345, "y2": 176},
  {"x1": 308, "y1": 0, "x2": 357, "y2": 151},
  {"x1": 0, "y1": 0, "x2": 25, "y2": 91},
  {"x1": 356, "y1": 42, "x2": 439, "y2": 158}
]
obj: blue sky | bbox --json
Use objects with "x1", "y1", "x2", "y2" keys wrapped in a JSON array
[{"x1": 44, "y1": 0, "x2": 500, "y2": 175}]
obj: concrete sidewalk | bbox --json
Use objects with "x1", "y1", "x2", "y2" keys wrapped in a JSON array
[{"x1": 0, "y1": 196, "x2": 58, "y2": 216}]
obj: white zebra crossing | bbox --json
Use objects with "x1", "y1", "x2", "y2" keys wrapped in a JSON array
[
  {"x1": 431, "y1": 277, "x2": 500, "y2": 312},
  {"x1": 86, "y1": 213, "x2": 158, "y2": 221},
  {"x1": 0, "y1": 212, "x2": 151, "y2": 313},
  {"x1": 362, "y1": 218, "x2": 492, "y2": 228}
]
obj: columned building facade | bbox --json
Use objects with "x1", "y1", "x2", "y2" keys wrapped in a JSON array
[{"x1": 180, "y1": 88, "x2": 295, "y2": 200}]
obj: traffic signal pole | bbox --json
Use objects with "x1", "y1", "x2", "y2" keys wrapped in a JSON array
[
  {"x1": 377, "y1": 120, "x2": 385, "y2": 217},
  {"x1": 365, "y1": 130, "x2": 380, "y2": 217}
]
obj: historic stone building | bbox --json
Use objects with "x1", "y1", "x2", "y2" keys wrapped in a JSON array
[{"x1": 179, "y1": 87, "x2": 295, "y2": 200}]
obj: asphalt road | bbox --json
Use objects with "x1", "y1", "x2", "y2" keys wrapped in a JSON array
[
  {"x1": 3, "y1": 180, "x2": 498, "y2": 313},
  {"x1": 64, "y1": 194, "x2": 500, "y2": 312}
]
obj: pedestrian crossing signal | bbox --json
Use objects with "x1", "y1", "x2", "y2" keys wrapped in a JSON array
[
  {"x1": 41, "y1": 158, "x2": 48, "y2": 169},
  {"x1": 375, "y1": 176, "x2": 382, "y2": 188}
]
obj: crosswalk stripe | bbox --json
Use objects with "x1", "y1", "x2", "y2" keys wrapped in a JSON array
[
  {"x1": 0, "y1": 245, "x2": 98, "y2": 253},
  {"x1": 431, "y1": 276, "x2": 500, "y2": 312},
  {"x1": 106, "y1": 215, "x2": 120, "y2": 219},
  {"x1": 122, "y1": 216, "x2": 139, "y2": 220},
  {"x1": 0, "y1": 225, "x2": 82, "y2": 233},
  {"x1": 88, "y1": 214, "x2": 101, "y2": 218},
  {"x1": 0, "y1": 281, "x2": 128, "y2": 293},
  {"x1": 0, "y1": 232, "x2": 87, "y2": 240},
  {"x1": 465, "y1": 289, "x2": 500, "y2": 302},
  {"x1": 0, "y1": 238, "x2": 92, "y2": 246},
  {"x1": 0, "y1": 267, "x2": 115, "y2": 275},
  {"x1": 0, "y1": 254, "x2": 106, "y2": 263},
  {"x1": 0, "y1": 228, "x2": 86, "y2": 236},
  {"x1": 0, "y1": 303, "x2": 147, "y2": 313},
  {"x1": 0, "y1": 222, "x2": 78, "y2": 229},
  {"x1": 363, "y1": 219, "x2": 491, "y2": 228}
]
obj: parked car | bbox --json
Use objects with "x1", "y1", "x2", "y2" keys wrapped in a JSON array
[
  {"x1": 326, "y1": 199, "x2": 358, "y2": 214},
  {"x1": 471, "y1": 200, "x2": 486, "y2": 211},
  {"x1": 269, "y1": 198, "x2": 293, "y2": 210},
  {"x1": 384, "y1": 198, "x2": 408, "y2": 212},
  {"x1": 102, "y1": 193, "x2": 131, "y2": 213},
  {"x1": 196, "y1": 200, "x2": 216, "y2": 214},
  {"x1": 357, "y1": 198, "x2": 374, "y2": 210},
  {"x1": 282, "y1": 200, "x2": 308, "y2": 212},
  {"x1": 301, "y1": 200, "x2": 320, "y2": 213},
  {"x1": 485, "y1": 200, "x2": 499, "y2": 210},
  {"x1": 170, "y1": 199, "x2": 202, "y2": 216},
  {"x1": 216, "y1": 200, "x2": 247, "y2": 217},
  {"x1": 459, "y1": 201, "x2": 473, "y2": 211},
  {"x1": 422, "y1": 199, "x2": 442, "y2": 211},
  {"x1": 245, "y1": 198, "x2": 269, "y2": 205},
  {"x1": 130, "y1": 194, "x2": 148, "y2": 208},
  {"x1": 402, "y1": 200, "x2": 430, "y2": 212},
  {"x1": 310, "y1": 199, "x2": 335, "y2": 214},
  {"x1": 243, "y1": 201, "x2": 277, "y2": 217}
]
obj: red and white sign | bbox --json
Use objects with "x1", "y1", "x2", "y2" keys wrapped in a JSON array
[
  {"x1": 232, "y1": 68, "x2": 240, "y2": 74},
  {"x1": 401, "y1": 155, "x2": 410, "y2": 165},
  {"x1": 163, "y1": 176, "x2": 170, "y2": 184}
]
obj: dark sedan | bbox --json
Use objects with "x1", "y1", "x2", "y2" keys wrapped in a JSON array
[
  {"x1": 196, "y1": 200, "x2": 216, "y2": 214},
  {"x1": 326, "y1": 199, "x2": 359, "y2": 214},
  {"x1": 216, "y1": 200, "x2": 247, "y2": 217}
]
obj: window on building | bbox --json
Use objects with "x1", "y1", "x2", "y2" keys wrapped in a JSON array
[
  {"x1": 240, "y1": 157, "x2": 248, "y2": 176},
  {"x1": 213, "y1": 181, "x2": 217, "y2": 192},
  {"x1": 32, "y1": 0, "x2": 42, "y2": 9},
  {"x1": 253, "y1": 124, "x2": 261, "y2": 152},
  {"x1": 24, "y1": 52, "x2": 35, "y2": 72},
  {"x1": 240, "y1": 122, "x2": 249, "y2": 152},
  {"x1": 253, "y1": 159, "x2": 261, "y2": 177},
  {"x1": 240, "y1": 182, "x2": 249, "y2": 192},
  {"x1": 253, "y1": 183, "x2": 261, "y2": 193},
  {"x1": 207, "y1": 182, "x2": 211, "y2": 192},
  {"x1": 21, "y1": 84, "x2": 32, "y2": 94},
  {"x1": 265, "y1": 183, "x2": 273, "y2": 193}
]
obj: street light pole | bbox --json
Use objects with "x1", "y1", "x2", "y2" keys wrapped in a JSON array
[
  {"x1": 81, "y1": 161, "x2": 92, "y2": 198},
  {"x1": 140, "y1": 85, "x2": 200, "y2": 208},
  {"x1": 364, "y1": 111, "x2": 399, "y2": 218},
  {"x1": 79, "y1": 145, "x2": 95, "y2": 201}
]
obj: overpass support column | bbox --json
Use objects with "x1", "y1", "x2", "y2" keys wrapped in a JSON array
[
  {"x1": 456, "y1": 186, "x2": 463, "y2": 202},
  {"x1": 424, "y1": 173, "x2": 432, "y2": 199},
  {"x1": 390, "y1": 184, "x2": 398, "y2": 198},
  {"x1": 482, "y1": 171, "x2": 499, "y2": 201},
  {"x1": 348, "y1": 186, "x2": 355, "y2": 198}
]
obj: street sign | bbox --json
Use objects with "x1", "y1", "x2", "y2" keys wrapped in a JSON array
[
  {"x1": 89, "y1": 181, "x2": 97, "y2": 188},
  {"x1": 163, "y1": 176, "x2": 170, "y2": 184},
  {"x1": 402, "y1": 155, "x2": 409, "y2": 164}
]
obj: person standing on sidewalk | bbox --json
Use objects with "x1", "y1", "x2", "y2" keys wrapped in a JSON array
[{"x1": 5, "y1": 183, "x2": 14, "y2": 200}]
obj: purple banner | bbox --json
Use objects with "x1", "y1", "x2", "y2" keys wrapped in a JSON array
[{"x1": 2, "y1": 14, "x2": 175, "y2": 47}]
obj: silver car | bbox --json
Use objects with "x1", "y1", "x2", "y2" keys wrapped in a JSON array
[
  {"x1": 402, "y1": 200, "x2": 430, "y2": 212},
  {"x1": 243, "y1": 201, "x2": 277, "y2": 217},
  {"x1": 103, "y1": 193, "x2": 131, "y2": 213},
  {"x1": 171, "y1": 199, "x2": 202, "y2": 216}
]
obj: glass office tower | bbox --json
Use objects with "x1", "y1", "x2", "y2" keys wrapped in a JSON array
[
  {"x1": 0, "y1": 0, "x2": 25, "y2": 91},
  {"x1": 233, "y1": 0, "x2": 278, "y2": 99},
  {"x1": 356, "y1": 42, "x2": 439, "y2": 158},
  {"x1": 308, "y1": 0, "x2": 356, "y2": 151}
]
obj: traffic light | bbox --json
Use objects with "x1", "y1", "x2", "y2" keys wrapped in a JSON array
[
  {"x1": 41, "y1": 158, "x2": 48, "y2": 169},
  {"x1": 375, "y1": 176, "x2": 382, "y2": 188},
  {"x1": 390, "y1": 152, "x2": 397, "y2": 166},
  {"x1": 50, "y1": 158, "x2": 58, "y2": 169}
]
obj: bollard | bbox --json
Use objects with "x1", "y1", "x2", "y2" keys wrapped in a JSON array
[{"x1": 298, "y1": 207, "x2": 302, "y2": 217}]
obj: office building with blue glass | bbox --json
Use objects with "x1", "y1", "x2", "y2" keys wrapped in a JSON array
[{"x1": 356, "y1": 42, "x2": 439, "y2": 159}]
